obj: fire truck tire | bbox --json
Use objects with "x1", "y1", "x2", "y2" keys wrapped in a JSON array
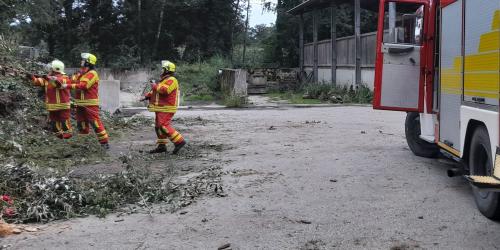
[
  {"x1": 469, "y1": 126, "x2": 500, "y2": 220},
  {"x1": 405, "y1": 112, "x2": 439, "y2": 158}
]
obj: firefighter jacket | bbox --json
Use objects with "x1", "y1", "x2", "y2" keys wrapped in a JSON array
[
  {"x1": 32, "y1": 73, "x2": 71, "y2": 111},
  {"x1": 69, "y1": 69, "x2": 100, "y2": 106},
  {"x1": 146, "y1": 75, "x2": 180, "y2": 113}
]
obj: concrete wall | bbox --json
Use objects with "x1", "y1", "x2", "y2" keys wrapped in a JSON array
[
  {"x1": 108, "y1": 69, "x2": 155, "y2": 91},
  {"x1": 99, "y1": 80, "x2": 120, "y2": 113},
  {"x1": 304, "y1": 66, "x2": 375, "y2": 89},
  {"x1": 66, "y1": 68, "x2": 155, "y2": 109}
]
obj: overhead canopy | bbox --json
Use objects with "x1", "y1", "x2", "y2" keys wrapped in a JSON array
[{"x1": 288, "y1": 0, "x2": 380, "y2": 15}]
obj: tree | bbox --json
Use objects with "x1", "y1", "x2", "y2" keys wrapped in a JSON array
[{"x1": 242, "y1": 0, "x2": 250, "y2": 65}]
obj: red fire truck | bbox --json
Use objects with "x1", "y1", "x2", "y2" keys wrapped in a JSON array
[{"x1": 373, "y1": 0, "x2": 500, "y2": 219}]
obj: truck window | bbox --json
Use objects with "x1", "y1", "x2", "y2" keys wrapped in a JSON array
[{"x1": 383, "y1": 3, "x2": 424, "y2": 46}]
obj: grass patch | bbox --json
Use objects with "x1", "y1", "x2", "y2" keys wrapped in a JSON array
[
  {"x1": 184, "y1": 94, "x2": 215, "y2": 102},
  {"x1": 223, "y1": 95, "x2": 247, "y2": 108},
  {"x1": 265, "y1": 92, "x2": 322, "y2": 104}
]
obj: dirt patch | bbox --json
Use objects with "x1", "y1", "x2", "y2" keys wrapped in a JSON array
[
  {"x1": 173, "y1": 116, "x2": 213, "y2": 127},
  {"x1": 68, "y1": 162, "x2": 125, "y2": 178},
  {"x1": 390, "y1": 241, "x2": 421, "y2": 250},
  {"x1": 230, "y1": 169, "x2": 262, "y2": 177},
  {"x1": 244, "y1": 171, "x2": 281, "y2": 188},
  {"x1": 300, "y1": 239, "x2": 327, "y2": 250},
  {"x1": 0, "y1": 92, "x2": 24, "y2": 117}
]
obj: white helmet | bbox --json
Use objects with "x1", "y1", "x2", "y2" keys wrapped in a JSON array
[{"x1": 47, "y1": 59, "x2": 65, "y2": 74}]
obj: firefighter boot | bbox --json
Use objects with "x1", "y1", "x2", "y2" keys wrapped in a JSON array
[
  {"x1": 149, "y1": 144, "x2": 167, "y2": 154},
  {"x1": 101, "y1": 143, "x2": 110, "y2": 150},
  {"x1": 172, "y1": 141, "x2": 186, "y2": 155}
]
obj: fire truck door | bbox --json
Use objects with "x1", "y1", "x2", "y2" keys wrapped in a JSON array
[{"x1": 374, "y1": 3, "x2": 425, "y2": 111}]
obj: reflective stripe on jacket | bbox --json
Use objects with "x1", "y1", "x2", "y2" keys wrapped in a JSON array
[
  {"x1": 32, "y1": 74, "x2": 71, "y2": 111},
  {"x1": 147, "y1": 76, "x2": 180, "y2": 113},
  {"x1": 70, "y1": 69, "x2": 100, "y2": 106}
]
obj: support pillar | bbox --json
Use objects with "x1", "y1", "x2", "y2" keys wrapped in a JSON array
[
  {"x1": 354, "y1": 0, "x2": 361, "y2": 87},
  {"x1": 330, "y1": 4, "x2": 337, "y2": 86},
  {"x1": 313, "y1": 8, "x2": 319, "y2": 84},
  {"x1": 389, "y1": 3, "x2": 396, "y2": 43},
  {"x1": 299, "y1": 13, "x2": 304, "y2": 83}
]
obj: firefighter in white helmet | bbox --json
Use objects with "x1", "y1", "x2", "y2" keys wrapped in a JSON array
[{"x1": 28, "y1": 60, "x2": 73, "y2": 139}]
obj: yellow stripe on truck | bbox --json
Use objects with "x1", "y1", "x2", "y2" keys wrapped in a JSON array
[{"x1": 440, "y1": 9, "x2": 499, "y2": 102}]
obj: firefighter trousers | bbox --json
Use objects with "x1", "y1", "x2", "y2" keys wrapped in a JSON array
[
  {"x1": 49, "y1": 110, "x2": 72, "y2": 139},
  {"x1": 155, "y1": 112, "x2": 184, "y2": 146},
  {"x1": 76, "y1": 106, "x2": 109, "y2": 144}
]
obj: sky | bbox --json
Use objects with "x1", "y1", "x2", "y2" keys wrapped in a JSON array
[{"x1": 248, "y1": 0, "x2": 277, "y2": 27}]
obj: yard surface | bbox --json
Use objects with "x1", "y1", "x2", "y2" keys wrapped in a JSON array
[{"x1": 3, "y1": 106, "x2": 500, "y2": 249}]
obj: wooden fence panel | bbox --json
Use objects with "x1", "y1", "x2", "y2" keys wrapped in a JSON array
[{"x1": 303, "y1": 31, "x2": 383, "y2": 67}]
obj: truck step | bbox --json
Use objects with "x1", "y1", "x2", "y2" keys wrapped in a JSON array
[
  {"x1": 465, "y1": 175, "x2": 500, "y2": 190},
  {"x1": 466, "y1": 148, "x2": 500, "y2": 189}
]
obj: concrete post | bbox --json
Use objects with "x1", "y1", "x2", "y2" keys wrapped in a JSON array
[{"x1": 99, "y1": 80, "x2": 121, "y2": 114}]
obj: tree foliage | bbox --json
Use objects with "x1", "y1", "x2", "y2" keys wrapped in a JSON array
[{"x1": 2, "y1": 0, "x2": 245, "y2": 68}]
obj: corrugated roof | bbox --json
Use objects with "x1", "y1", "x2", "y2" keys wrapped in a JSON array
[{"x1": 288, "y1": 0, "x2": 380, "y2": 15}]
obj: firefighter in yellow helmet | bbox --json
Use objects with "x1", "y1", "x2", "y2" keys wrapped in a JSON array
[
  {"x1": 61, "y1": 53, "x2": 109, "y2": 148},
  {"x1": 141, "y1": 60, "x2": 186, "y2": 154}
]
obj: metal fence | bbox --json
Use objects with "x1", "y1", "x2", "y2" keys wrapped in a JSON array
[{"x1": 304, "y1": 31, "x2": 388, "y2": 67}]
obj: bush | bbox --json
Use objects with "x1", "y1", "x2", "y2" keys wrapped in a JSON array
[
  {"x1": 0, "y1": 34, "x2": 19, "y2": 58},
  {"x1": 176, "y1": 56, "x2": 231, "y2": 101},
  {"x1": 303, "y1": 84, "x2": 373, "y2": 104},
  {"x1": 352, "y1": 85, "x2": 373, "y2": 103}
]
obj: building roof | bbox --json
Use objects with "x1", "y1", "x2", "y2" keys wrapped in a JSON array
[{"x1": 288, "y1": 0, "x2": 380, "y2": 15}]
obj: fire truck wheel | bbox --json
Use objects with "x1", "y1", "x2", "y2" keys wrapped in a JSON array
[
  {"x1": 469, "y1": 126, "x2": 500, "y2": 220},
  {"x1": 404, "y1": 112, "x2": 439, "y2": 158}
]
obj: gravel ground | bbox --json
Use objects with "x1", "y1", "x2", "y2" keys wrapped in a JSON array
[{"x1": 2, "y1": 106, "x2": 500, "y2": 250}]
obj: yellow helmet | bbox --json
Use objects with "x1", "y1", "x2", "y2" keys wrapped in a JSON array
[
  {"x1": 161, "y1": 60, "x2": 176, "y2": 73},
  {"x1": 47, "y1": 59, "x2": 65, "y2": 74},
  {"x1": 81, "y1": 53, "x2": 97, "y2": 65}
]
